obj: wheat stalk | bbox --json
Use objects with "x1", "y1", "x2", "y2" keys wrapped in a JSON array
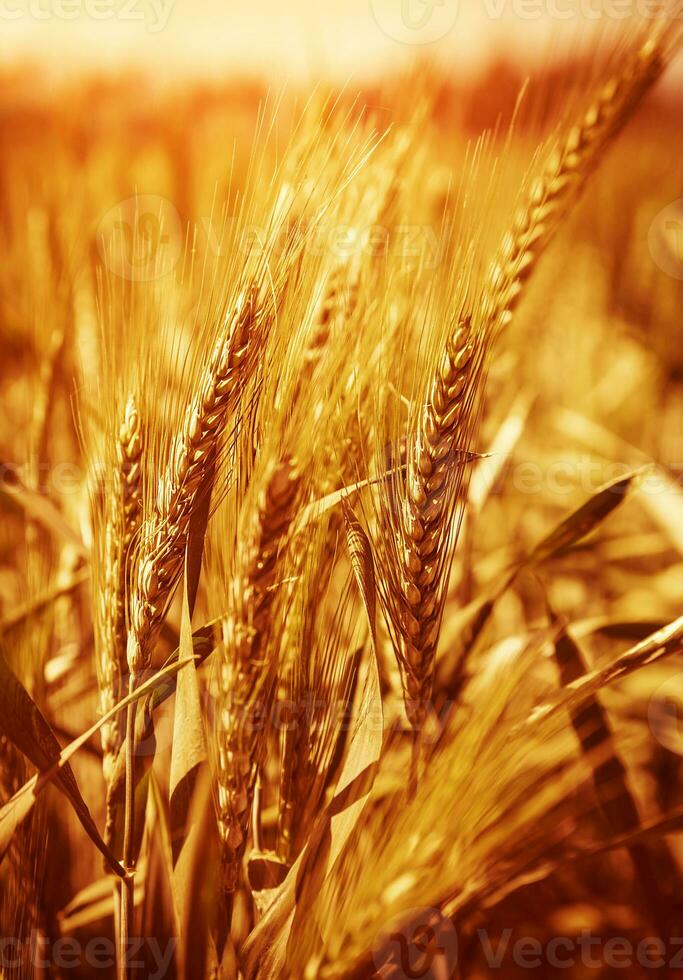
[{"x1": 216, "y1": 457, "x2": 301, "y2": 892}]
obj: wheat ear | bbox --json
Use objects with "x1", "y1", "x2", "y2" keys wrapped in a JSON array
[
  {"x1": 393, "y1": 317, "x2": 482, "y2": 728},
  {"x1": 391, "y1": 26, "x2": 672, "y2": 732},
  {"x1": 97, "y1": 394, "x2": 143, "y2": 785},
  {"x1": 127, "y1": 290, "x2": 261, "y2": 678},
  {"x1": 216, "y1": 457, "x2": 301, "y2": 892},
  {"x1": 486, "y1": 29, "x2": 670, "y2": 338}
]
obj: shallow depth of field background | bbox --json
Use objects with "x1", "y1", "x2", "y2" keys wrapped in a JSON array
[{"x1": 1, "y1": 2, "x2": 683, "y2": 979}]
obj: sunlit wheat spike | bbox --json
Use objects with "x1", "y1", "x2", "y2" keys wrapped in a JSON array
[
  {"x1": 127, "y1": 288, "x2": 263, "y2": 678},
  {"x1": 216, "y1": 456, "x2": 301, "y2": 892},
  {"x1": 385, "y1": 21, "x2": 676, "y2": 735},
  {"x1": 486, "y1": 26, "x2": 673, "y2": 338},
  {"x1": 96, "y1": 393, "x2": 143, "y2": 785},
  {"x1": 391, "y1": 317, "x2": 483, "y2": 729}
]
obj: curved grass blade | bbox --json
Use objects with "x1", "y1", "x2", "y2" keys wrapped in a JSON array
[
  {"x1": 0, "y1": 653, "x2": 203, "y2": 866},
  {"x1": 0, "y1": 652, "x2": 122, "y2": 877}
]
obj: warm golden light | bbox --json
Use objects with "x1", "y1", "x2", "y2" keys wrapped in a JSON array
[{"x1": 1, "y1": 4, "x2": 682, "y2": 979}]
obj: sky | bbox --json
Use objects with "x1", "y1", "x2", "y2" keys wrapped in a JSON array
[{"x1": 0, "y1": 0, "x2": 680, "y2": 85}]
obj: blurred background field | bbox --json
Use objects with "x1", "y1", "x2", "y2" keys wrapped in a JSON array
[{"x1": 1, "y1": 6, "x2": 683, "y2": 978}]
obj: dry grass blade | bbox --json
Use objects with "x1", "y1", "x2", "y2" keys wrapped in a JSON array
[
  {"x1": 0, "y1": 654, "x2": 198, "y2": 865},
  {"x1": 0, "y1": 469, "x2": 88, "y2": 555},
  {"x1": 169, "y1": 571, "x2": 208, "y2": 865},
  {"x1": 529, "y1": 469, "x2": 646, "y2": 563},
  {"x1": 275, "y1": 550, "x2": 359, "y2": 867},
  {"x1": 529, "y1": 613, "x2": 683, "y2": 729},
  {"x1": 0, "y1": 651, "x2": 123, "y2": 877},
  {"x1": 548, "y1": 604, "x2": 681, "y2": 937},
  {"x1": 438, "y1": 467, "x2": 648, "y2": 716},
  {"x1": 0, "y1": 567, "x2": 88, "y2": 635}
]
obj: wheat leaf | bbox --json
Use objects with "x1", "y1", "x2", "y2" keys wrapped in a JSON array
[
  {"x1": 529, "y1": 469, "x2": 646, "y2": 564},
  {"x1": 169, "y1": 568, "x2": 208, "y2": 865},
  {"x1": 0, "y1": 653, "x2": 123, "y2": 877},
  {"x1": 547, "y1": 601, "x2": 678, "y2": 928},
  {"x1": 176, "y1": 767, "x2": 221, "y2": 980},
  {"x1": 528, "y1": 613, "x2": 683, "y2": 730},
  {"x1": 0, "y1": 655, "x2": 199, "y2": 864}
]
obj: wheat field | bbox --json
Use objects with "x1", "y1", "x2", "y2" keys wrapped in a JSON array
[{"x1": 1, "y1": 10, "x2": 683, "y2": 980}]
